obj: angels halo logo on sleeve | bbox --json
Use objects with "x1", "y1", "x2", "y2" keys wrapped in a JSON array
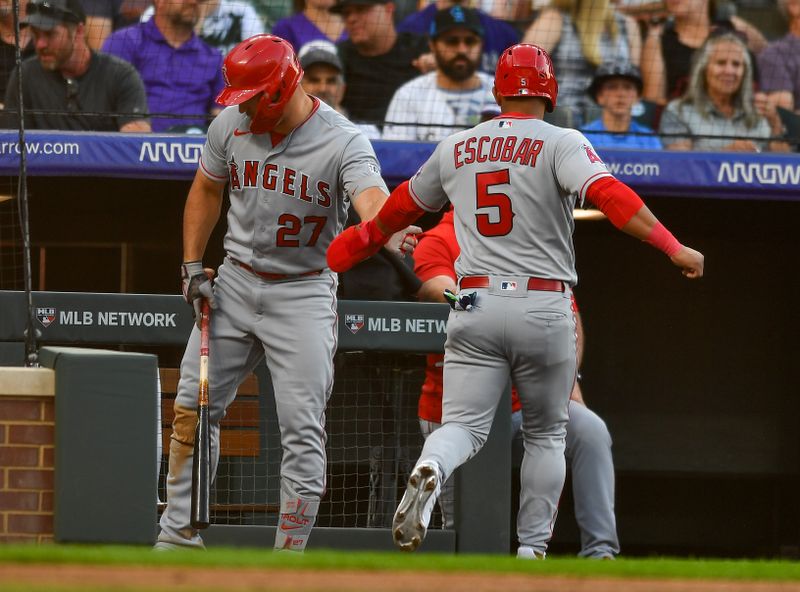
[
  {"x1": 345, "y1": 314, "x2": 365, "y2": 334},
  {"x1": 36, "y1": 307, "x2": 56, "y2": 327}
]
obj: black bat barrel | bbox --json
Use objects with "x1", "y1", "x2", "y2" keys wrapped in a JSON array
[{"x1": 190, "y1": 406, "x2": 211, "y2": 529}]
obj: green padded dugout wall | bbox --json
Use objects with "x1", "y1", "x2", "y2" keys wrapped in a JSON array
[{"x1": 39, "y1": 346, "x2": 159, "y2": 544}]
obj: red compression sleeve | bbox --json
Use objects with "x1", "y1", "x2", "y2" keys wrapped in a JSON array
[
  {"x1": 584, "y1": 176, "x2": 645, "y2": 229},
  {"x1": 374, "y1": 181, "x2": 426, "y2": 235},
  {"x1": 644, "y1": 222, "x2": 682, "y2": 257}
]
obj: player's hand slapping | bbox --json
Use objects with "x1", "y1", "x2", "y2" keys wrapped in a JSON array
[
  {"x1": 385, "y1": 225, "x2": 422, "y2": 257},
  {"x1": 670, "y1": 246, "x2": 704, "y2": 279},
  {"x1": 181, "y1": 261, "x2": 218, "y2": 327}
]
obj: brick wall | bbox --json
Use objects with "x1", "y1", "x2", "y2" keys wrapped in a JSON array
[{"x1": 0, "y1": 368, "x2": 55, "y2": 543}]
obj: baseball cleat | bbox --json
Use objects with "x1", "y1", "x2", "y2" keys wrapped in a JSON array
[
  {"x1": 392, "y1": 462, "x2": 441, "y2": 552},
  {"x1": 517, "y1": 546, "x2": 546, "y2": 560}
]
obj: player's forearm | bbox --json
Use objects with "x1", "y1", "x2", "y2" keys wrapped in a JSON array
[
  {"x1": 586, "y1": 176, "x2": 682, "y2": 256},
  {"x1": 417, "y1": 275, "x2": 457, "y2": 303},
  {"x1": 351, "y1": 186, "x2": 390, "y2": 223},
  {"x1": 183, "y1": 173, "x2": 224, "y2": 261}
]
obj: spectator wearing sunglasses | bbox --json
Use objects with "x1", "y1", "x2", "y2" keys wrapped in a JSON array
[
  {"x1": 1, "y1": 0, "x2": 150, "y2": 131},
  {"x1": 383, "y1": 6, "x2": 493, "y2": 142}
]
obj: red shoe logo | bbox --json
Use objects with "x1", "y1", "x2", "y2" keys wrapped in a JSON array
[{"x1": 233, "y1": 129, "x2": 251, "y2": 136}]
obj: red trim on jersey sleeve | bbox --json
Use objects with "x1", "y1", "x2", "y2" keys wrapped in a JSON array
[
  {"x1": 199, "y1": 158, "x2": 226, "y2": 181},
  {"x1": 584, "y1": 176, "x2": 645, "y2": 229},
  {"x1": 375, "y1": 180, "x2": 426, "y2": 233}
]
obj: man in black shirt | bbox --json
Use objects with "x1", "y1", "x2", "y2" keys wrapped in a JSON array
[
  {"x1": 333, "y1": 0, "x2": 427, "y2": 126},
  {"x1": 1, "y1": 0, "x2": 150, "y2": 131}
]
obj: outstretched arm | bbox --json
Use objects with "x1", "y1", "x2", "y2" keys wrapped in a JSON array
[
  {"x1": 328, "y1": 181, "x2": 426, "y2": 272},
  {"x1": 586, "y1": 177, "x2": 704, "y2": 278}
]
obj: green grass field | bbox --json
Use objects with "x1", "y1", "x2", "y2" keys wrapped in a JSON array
[{"x1": 1, "y1": 544, "x2": 800, "y2": 582}]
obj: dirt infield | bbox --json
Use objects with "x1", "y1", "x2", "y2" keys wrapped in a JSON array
[{"x1": 3, "y1": 564, "x2": 800, "y2": 592}]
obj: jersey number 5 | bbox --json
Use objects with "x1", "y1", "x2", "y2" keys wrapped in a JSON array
[
  {"x1": 276, "y1": 214, "x2": 327, "y2": 247},
  {"x1": 475, "y1": 169, "x2": 514, "y2": 237}
]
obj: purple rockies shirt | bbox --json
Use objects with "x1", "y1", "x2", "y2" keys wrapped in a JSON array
[
  {"x1": 102, "y1": 19, "x2": 225, "y2": 132},
  {"x1": 271, "y1": 12, "x2": 347, "y2": 51}
]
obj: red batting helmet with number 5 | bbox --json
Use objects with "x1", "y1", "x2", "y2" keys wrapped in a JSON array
[
  {"x1": 217, "y1": 34, "x2": 303, "y2": 134},
  {"x1": 494, "y1": 44, "x2": 558, "y2": 112}
]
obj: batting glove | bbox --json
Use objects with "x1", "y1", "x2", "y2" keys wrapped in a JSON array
[{"x1": 181, "y1": 261, "x2": 217, "y2": 326}]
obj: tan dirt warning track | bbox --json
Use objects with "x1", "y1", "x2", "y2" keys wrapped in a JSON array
[{"x1": 3, "y1": 565, "x2": 800, "y2": 592}]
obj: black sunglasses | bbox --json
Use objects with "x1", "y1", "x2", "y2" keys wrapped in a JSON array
[{"x1": 26, "y1": 1, "x2": 82, "y2": 24}]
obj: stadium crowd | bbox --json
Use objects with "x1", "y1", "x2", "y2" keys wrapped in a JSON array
[{"x1": 0, "y1": 0, "x2": 797, "y2": 145}]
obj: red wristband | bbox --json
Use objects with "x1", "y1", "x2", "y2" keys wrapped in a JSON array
[{"x1": 645, "y1": 222, "x2": 682, "y2": 257}]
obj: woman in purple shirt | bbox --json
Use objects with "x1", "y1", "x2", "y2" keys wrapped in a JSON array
[{"x1": 272, "y1": 0, "x2": 347, "y2": 50}]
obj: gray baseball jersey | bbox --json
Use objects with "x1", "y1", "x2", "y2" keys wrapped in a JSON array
[
  {"x1": 158, "y1": 98, "x2": 387, "y2": 552},
  {"x1": 408, "y1": 116, "x2": 611, "y2": 285},
  {"x1": 398, "y1": 115, "x2": 610, "y2": 556},
  {"x1": 200, "y1": 100, "x2": 388, "y2": 274}
]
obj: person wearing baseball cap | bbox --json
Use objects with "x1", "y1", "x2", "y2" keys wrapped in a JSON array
[
  {"x1": 581, "y1": 61, "x2": 663, "y2": 150},
  {"x1": 22, "y1": 0, "x2": 85, "y2": 29},
  {"x1": 396, "y1": 0, "x2": 519, "y2": 75},
  {"x1": 383, "y1": 5, "x2": 493, "y2": 142},
  {"x1": 297, "y1": 39, "x2": 380, "y2": 139},
  {"x1": 2, "y1": 0, "x2": 150, "y2": 131}
]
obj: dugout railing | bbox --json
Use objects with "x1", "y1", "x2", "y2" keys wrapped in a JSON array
[{"x1": 0, "y1": 290, "x2": 514, "y2": 553}]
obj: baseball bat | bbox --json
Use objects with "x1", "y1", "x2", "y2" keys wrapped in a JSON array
[{"x1": 190, "y1": 299, "x2": 211, "y2": 529}]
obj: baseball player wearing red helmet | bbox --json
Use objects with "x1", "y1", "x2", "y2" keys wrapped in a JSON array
[
  {"x1": 327, "y1": 43, "x2": 704, "y2": 556},
  {"x1": 157, "y1": 34, "x2": 419, "y2": 552},
  {"x1": 414, "y1": 210, "x2": 619, "y2": 559}
]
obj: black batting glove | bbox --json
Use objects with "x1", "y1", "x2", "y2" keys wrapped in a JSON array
[{"x1": 181, "y1": 261, "x2": 217, "y2": 327}]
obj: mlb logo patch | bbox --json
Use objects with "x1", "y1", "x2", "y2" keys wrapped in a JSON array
[
  {"x1": 499, "y1": 121, "x2": 513, "y2": 128},
  {"x1": 37, "y1": 307, "x2": 56, "y2": 327},
  {"x1": 500, "y1": 281, "x2": 518, "y2": 291},
  {"x1": 345, "y1": 314, "x2": 365, "y2": 334}
]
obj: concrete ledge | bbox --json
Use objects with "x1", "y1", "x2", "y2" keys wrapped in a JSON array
[{"x1": 0, "y1": 367, "x2": 55, "y2": 396}]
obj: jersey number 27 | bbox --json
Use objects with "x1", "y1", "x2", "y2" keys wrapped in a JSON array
[{"x1": 276, "y1": 214, "x2": 327, "y2": 247}]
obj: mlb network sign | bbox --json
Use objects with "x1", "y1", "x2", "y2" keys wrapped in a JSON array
[
  {"x1": 344, "y1": 313, "x2": 445, "y2": 335},
  {"x1": 36, "y1": 307, "x2": 177, "y2": 328}
]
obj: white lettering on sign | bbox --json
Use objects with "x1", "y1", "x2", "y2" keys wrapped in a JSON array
[
  {"x1": 138, "y1": 142, "x2": 203, "y2": 164},
  {"x1": 367, "y1": 317, "x2": 402, "y2": 332},
  {"x1": 97, "y1": 311, "x2": 177, "y2": 327},
  {"x1": 56, "y1": 310, "x2": 177, "y2": 327},
  {"x1": 60, "y1": 310, "x2": 94, "y2": 325},
  {"x1": 405, "y1": 319, "x2": 447, "y2": 333}
]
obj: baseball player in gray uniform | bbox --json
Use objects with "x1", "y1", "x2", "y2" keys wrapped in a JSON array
[
  {"x1": 157, "y1": 34, "x2": 418, "y2": 552},
  {"x1": 327, "y1": 43, "x2": 704, "y2": 557}
]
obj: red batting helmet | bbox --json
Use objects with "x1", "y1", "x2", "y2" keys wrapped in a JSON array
[
  {"x1": 494, "y1": 44, "x2": 558, "y2": 112},
  {"x1": 218, "y1": 34, "x2": 303, "y2": 134}
]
